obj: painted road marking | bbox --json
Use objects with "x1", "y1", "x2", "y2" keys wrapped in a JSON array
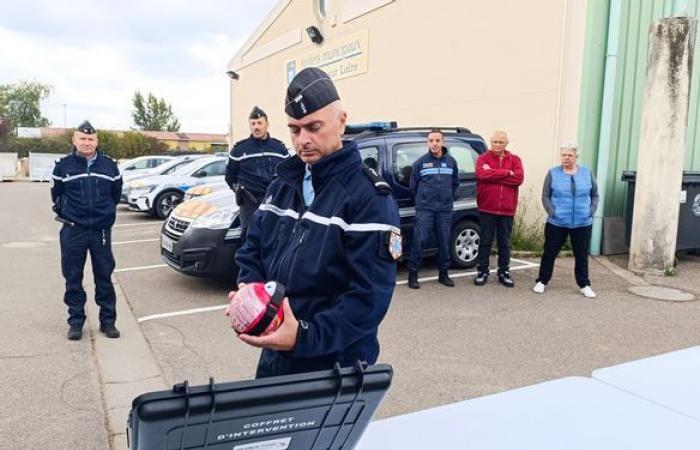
[
  {"x1": 113, "y1": 221, "x2": 163, "y2": 228},
  {"x1": 138, "y1": 305, "x2": 228, "y2": 323},
  {"x1": 133, "y1": 263, "x2": 541, "y2": 322},
  {"x1": 113, "y1": 238, "x2": 160, "y2": 246},
  {"x1": 395, "y1": 262, "x2": 539, "y2": 285},
  {"x1": 114, "y1": 264, "x2": 168, "y2": 273}
]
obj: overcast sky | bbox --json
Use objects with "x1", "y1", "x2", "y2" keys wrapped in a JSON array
[{"x1": 0, "y1": 0, "x2": 278, "y2": 133}]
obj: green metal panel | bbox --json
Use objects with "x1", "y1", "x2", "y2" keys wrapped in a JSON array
[
  {"x1": 579, "y1": 0, "x2": 700, "y2": 217},
  {"x1": 577, "y1": 0, "x2": 610, "y2": 171}
]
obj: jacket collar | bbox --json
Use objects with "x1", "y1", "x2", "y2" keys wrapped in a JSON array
[
  {"x1": 71, "y1": 147, "x2": 103, "y2": 166},
  {"x1": 426, "y1": 146, "x2": 448, "y2": 159},
  {"x1": 276, "y1": 140, "x2": 360, "y2": 189},
  {"x1": 487, "y1": 149, "x2": 511, "y2": 159}
]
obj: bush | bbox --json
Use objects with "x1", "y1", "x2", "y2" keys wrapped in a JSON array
[
  {"x1": 0, "y1": 130, "x2": 170, "y2": 159},
  {"x1": 97, "y1": 131, "x2": 168, "y2": 159},
  {"x1": 510, "y1": 190, "x2": 572, "y2": 253},
  {"x1": 0, "y1": 133, "x2": 72, "y2": 158}
]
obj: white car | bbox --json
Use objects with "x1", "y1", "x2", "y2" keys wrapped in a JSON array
[
  {"x1": 119, "y1": 155, "x2": 173, "y2": 175},
  {"x1": 121, "y1": 154, "x2": 209, "y2": 203},
  {"x1": 127, "y1": 156, "x2": 227, "y2": 219}
]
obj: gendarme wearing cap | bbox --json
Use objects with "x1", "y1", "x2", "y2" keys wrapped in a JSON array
[{"x1": 233, "y1": 66, "x2": 401, "y2": 379}]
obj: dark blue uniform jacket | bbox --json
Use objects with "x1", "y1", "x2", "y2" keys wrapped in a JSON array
[
  {"x1": 225, "y1": 135, "x2": 288, "y2": 195},
  {"x1": 236, "y1": 141, "x2": 400, "y2": 373},
  {"x1": 410, "y1": 148, "x2": 460, "y2": 212},
  {"x1": 50, "y1": 149, "x2": 122, "y2": 229}
]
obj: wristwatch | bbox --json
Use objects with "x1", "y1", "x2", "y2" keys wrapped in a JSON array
[{"x1": 296, "y1": 319, "x2": 309, "y2": 345}]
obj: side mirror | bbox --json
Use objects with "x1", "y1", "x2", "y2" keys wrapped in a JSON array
[
  {"x1": 193, "y1": 170, "x2": 207, "y2": 178},
  {"x1": 125, "y1": 166, "x2": 135, "y2": 171}
]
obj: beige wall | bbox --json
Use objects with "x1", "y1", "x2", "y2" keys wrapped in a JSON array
[{"x1": 229, "y1": 0, "x2": 587, "y2": 215}]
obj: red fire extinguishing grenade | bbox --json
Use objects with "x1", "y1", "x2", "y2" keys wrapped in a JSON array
[{"x1": 228, "y1": 281, "x2": 286, "y2": 336}]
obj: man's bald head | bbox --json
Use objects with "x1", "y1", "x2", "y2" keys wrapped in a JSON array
[{"x1": 490, "y1": 130, "x2": 509, "y2": 156}]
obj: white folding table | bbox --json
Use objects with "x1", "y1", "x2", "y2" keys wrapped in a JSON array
[
  {"x1": 357, "y1": 376, "x2": 700, "y2": 450},
  {"x1": 593, "y1": 346, "x2": 700, "y2": 421}
]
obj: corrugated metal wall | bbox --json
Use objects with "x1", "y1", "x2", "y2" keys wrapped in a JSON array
[{"x1": 579, "y1": 0, "x2": 700, "y2": 217}]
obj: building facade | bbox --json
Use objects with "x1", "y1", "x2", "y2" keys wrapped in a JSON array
[{"x1": 228, "y1": 0, "x2": 699, "y2": 253}]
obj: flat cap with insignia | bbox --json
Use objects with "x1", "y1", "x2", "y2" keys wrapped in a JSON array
[
  {"x1": 249, "y1": 106, "x2": 267, "y2": 120},
  {"x1": 285, "y1": 67, "x2": 339, "y2": 119},
  {"x1": 76, "y1": 120, "x2": 96, "y2": 135}
]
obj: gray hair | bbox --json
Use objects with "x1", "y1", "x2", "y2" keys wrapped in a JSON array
[{"x1": 560, "y1": 141, "x2": 579, "y2": 153}]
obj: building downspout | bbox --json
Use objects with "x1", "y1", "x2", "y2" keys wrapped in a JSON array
[{"x1": 590, "y1": 0, "x2": 622, "y2": 255}]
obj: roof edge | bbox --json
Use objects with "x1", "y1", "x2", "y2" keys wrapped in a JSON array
[{"x1": 227, "y1": 0, "x2": 293, "y2": 72}]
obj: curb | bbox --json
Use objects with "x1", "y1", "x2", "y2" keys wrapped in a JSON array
[
  {"x1": 87, "y1": 276, "x2": 167, "y2": 450},
  {"x1": 593, "y1": 256, "x2": 649, "y2": 287}
]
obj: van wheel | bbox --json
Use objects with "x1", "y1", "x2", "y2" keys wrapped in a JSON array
[
  {"x1": 451, "y1": 220, "x2": 480, "y2": 268},
  {"x1": 154, "y1": 191, "x2": 183, "y2": 220}
]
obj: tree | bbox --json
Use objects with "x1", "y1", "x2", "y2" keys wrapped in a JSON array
[
  {"x1": 131, "y1": 91, "x2": 181, "y2": 132},
  {"x1": 0, "y1": 81, "x2": 52, "y2": 128}
]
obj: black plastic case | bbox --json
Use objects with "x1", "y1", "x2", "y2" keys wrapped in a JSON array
[{"x1": 127, "y1": 362, "x2": 392, "y2": 450}]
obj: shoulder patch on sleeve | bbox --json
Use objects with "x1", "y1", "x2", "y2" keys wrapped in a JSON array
[{"x1": 362, "y1": 166, "x2": 392, "y2": 195}]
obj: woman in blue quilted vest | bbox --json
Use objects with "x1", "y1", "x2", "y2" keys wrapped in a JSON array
[{"x1": 533, "y1": 143, "x2": 599, "y2": 298}]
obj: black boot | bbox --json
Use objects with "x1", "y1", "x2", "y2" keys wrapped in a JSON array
[
  {"x1": 474, "y1": 271, "x2": 489, "y2": 286},
  {"x1": 408, "y1": 271, "x2": 420, "y2": 289},
  {"x1": 498, "y1": 270, "x2": 515, "y2": 288},
  {"x1": 438, "y1": 270, "x2": 454, "y2": 287},
  {"x1": 67, "y1": 325, "x2": 83, "y2": 341},
  {"x1": 100, "y1": 323, "x2": 121, "y2": 339}
]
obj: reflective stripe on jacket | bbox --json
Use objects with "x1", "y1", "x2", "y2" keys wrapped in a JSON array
[
  {"x1": 225, "y1": 135, "x2": 288, "y2": 194},
  {"x1": 50, "y1": 149, "x2": 122, "y2": 229},
  {"x1": 236, "y1": 141, "x2": 400, "y2": 371},
  {"x1": 409, "y1": 148, "x2": 459, "y2": 212}
]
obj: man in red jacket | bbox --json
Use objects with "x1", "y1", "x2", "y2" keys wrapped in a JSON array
[{"x1": 474, "y1": 131, "x2": 524, "y2": 287}]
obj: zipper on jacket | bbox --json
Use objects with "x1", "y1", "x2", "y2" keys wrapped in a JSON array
[
  {"x1": 570, "y1": 175, "x2": 576, "y2": 228},
  {"x1": 86, "y1": 160, "x2": 93, "y2": 230}
]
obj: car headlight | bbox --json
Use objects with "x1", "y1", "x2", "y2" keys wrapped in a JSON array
[
  {"x1": 191, "y1": 207, "x2": 237, "y2": 229},
  {"x1": 130, "y1": 185, "x2": 157, "y2": 196}
]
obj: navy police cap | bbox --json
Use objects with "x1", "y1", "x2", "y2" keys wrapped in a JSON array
[
  {"x1": 285, "y1": 67, "x2": 339, "y2": 119},
  {"x1": 249, "y1": 106, "x2": 267, "y2": 120},
  {"x1": 76, "y1": 120, "x2": 96, "y2": 134}
]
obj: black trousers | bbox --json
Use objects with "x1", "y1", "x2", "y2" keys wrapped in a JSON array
[
  {"x1": 236, "y1": 189, "x2": 263, "y2": 241},
  {"x1": 408, "y1": 210, "x2": 452, "y2": 272},
  {"x1": 59, "y1": 225, "x2": 117, "y2": 327},
  {"x1": 537, "y1": 223, "x2": 592, "y2": 288},
  {"x1": 477, "y1": 212, "x2": 514, "y2": 273}
]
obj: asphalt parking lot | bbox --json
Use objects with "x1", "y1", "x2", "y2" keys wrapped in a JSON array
[{"x1": 3, "y1": 181, "x2": 700, "y2": 449}]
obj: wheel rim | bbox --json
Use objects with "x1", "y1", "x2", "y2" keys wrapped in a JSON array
[
  {"x1": 159, "y1": 193, "x2": 181, "y2": 217},
  {"x1": 455, "y1": 228, "x2": 479, "y2": 264}
]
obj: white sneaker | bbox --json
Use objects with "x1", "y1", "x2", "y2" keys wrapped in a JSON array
[
  {"x1": 533, "y1": 282, "x2": 546, "y2": 294},
  {"x1": 580, "y1": 286, "x2": 597, "y2": 298}
]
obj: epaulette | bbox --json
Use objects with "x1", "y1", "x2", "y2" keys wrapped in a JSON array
[
  {"x1": 362, "y1": 166, "x2": 392, "y2": 195},
  {"x1": 233, "y1": 138, "x2": 247, "y2": 147}
]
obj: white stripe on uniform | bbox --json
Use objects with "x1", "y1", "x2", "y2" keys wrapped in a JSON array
[{"x1": 229, "y1": 152, "x2": 287, "y2": 161}]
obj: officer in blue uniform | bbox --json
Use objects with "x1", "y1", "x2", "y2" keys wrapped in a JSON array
[
  {"x1": 229, "y1": 68, "x2": 401, "y2": 378},
  {"x1": 225, "y1": 106, "x2": 288, "y2": 239},
  {"x1": 51, "y1": 121, "x2": 122, "y2": 340},
  {"x1": 407, "y1": 129, "x2": 459, "y2": 289}
]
